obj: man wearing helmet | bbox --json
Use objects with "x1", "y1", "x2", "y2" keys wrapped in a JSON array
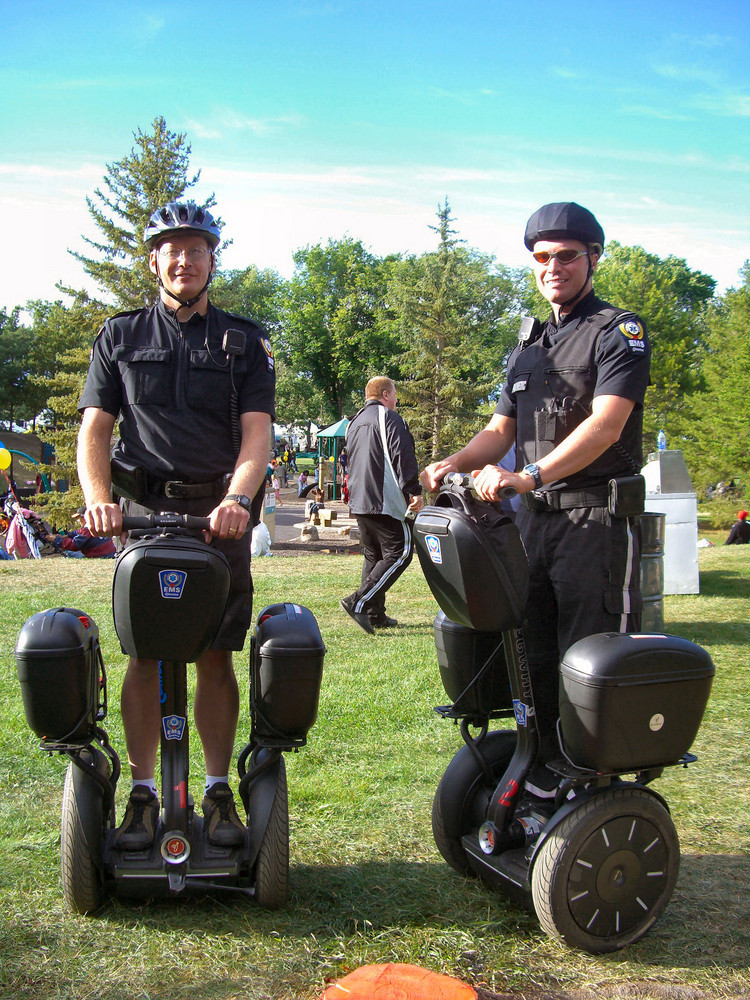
[
  {"x1": 77, "y1": 201, "x2": 275, "y2": 849},
  {"x1": 422, "y1": 202, "x2": 650, "y2": 788}
]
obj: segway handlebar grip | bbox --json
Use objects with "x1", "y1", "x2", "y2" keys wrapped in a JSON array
[
  {"x1": 120, "y1": 513, "x2": 211, "y2": 532},
  {"x1": 441, "y1": 471, "x2": 517, "y2": 500}
]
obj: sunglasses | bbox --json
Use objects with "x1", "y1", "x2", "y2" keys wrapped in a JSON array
[{"x1": 532, "y1": 248, "x2": 589, "y2": 265}]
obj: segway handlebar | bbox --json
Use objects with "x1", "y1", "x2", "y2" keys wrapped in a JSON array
[
  {"x1": 441, "y1": 471, "x2": 517, "y2": 501},
  {"x1": 120, "y1": 512, "x2": 211, "y2": 533}
]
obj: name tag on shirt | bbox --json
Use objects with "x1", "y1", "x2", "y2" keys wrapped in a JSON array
[{"x1": 512, "y1": 379, "x2": 528, "y2": 393}]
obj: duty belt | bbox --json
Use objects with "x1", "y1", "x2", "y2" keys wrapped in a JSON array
[
  {"x1": 147, "y1": 473, "x2": 232, "y2": 500},
  {"x1": 521, "y1": 487, "x2": 609, "y2": 512}
]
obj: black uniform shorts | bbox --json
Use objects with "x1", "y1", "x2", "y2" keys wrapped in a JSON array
[{"x1": 121, "y1": 495, "x2": 253, "y2": 653}]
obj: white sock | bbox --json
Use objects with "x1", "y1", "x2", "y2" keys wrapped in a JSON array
[
  {"x1": 205, "y1": 775, "x2": 229, "y2": 794},
  {"x1": 133, "y1": 778, "x2": 157, "y2": 797}
]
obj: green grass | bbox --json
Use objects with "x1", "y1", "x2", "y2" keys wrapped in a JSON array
[{"x1": 0, "y1": 544, "x2": 749, "y2": 999}]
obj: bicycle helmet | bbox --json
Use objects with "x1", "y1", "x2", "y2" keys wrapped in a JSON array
[
  {"x1": 524, "y1": 202, "x2": 604, "y2": 253},
  {"x1": 144, "y1": 201, "x2": 221, "y2": 250}
]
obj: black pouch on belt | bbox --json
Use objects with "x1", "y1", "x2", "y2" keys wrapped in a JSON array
[
  {"x1": 110, "y1": 457, "x2": 147, "y2": 504},
  {"x1": 608, "y1": 475, "x2": 646, "y2": 517}
]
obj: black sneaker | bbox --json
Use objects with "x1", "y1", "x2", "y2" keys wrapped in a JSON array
[
  {"x1": 369, "y1": 615, "x2": 398, "y2": 628},
  {"x1": 339, "y1": 596, "x2": 375, "y2": 635},
  {"x1": 202, "y1": 783, "x2": 246, "y2": 847},
  {"x1": 115, "y1": 785, "x2": 159, "y2": 850}
]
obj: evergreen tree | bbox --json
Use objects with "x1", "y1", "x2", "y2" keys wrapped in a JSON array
[
  {"x1": 65, "y1": 116, "x2": 208, "y2": 309},
  {"x1": 389, "y1": 201, "x2": 519, "y2": 464}
]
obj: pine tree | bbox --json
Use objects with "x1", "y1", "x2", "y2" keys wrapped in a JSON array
[
  {"x1": 65, "y1": 116, "x2": 209, "y2": 309},
  {"x1": 389, "y1": 201, "x2": 520, "y2": 464}
]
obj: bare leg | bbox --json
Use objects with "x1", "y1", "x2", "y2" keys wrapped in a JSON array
[
  {"x1": 194, "y1": 650, "x2": 240, "y2": 776},
  {"x1": 120, "y1": 658, "x2": 161, "y2": 781}
]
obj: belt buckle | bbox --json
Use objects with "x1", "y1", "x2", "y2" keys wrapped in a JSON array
[
  {"x1": 527, "y1": 491, "x2": 548, "y2": 512},
  {"x1": 164, "y1": 481, "x2": 187, "y2": 499}
]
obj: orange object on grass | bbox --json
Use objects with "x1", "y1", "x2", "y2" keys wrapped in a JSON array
[{"x1": 321, "y1": 962, "x2": 477, "y2": 999}]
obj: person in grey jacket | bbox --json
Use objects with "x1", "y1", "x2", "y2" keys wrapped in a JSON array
[{"x1": 340, "y1": 377, "x2": 423, "y2": 633}]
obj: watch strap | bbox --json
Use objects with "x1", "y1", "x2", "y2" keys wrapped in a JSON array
[{"x1": 225, "y1": 493, "x2": 253, "y2": 513}]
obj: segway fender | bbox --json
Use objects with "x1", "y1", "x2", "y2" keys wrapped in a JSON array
[
  {"x1": 527, "y1": 780, "x2": 670, "y2": 870},
  {"x1": 69, "y1": 756, "x2": 109, "y2": 869},
  {"x1": 246, "y1": 755, "x2": 284, "y2": 868}
]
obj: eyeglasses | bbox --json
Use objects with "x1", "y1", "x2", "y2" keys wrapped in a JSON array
[
  {"x1": 531, "y1": 248, "x2": 589, "y2": 265},
  {"x1": 157, "y1": 247, "x2": 211, "y2": 261}
]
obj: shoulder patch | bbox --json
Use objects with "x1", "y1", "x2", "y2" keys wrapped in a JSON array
[
  {"x1": 261, "y1": 337, "x2": 274, "y2": 370},
  {"x1": 618, "y1": 319, "x2": 646, "y2": 351},
  {"x1": 619, "y1": 319, "x2": 644, "y2": 340}
]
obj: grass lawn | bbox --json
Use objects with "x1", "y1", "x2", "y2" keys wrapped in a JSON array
[{"x1": 0, "y1": 538, "x2": 748, "y2": 1000}]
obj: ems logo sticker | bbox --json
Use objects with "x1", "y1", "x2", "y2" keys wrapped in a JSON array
[
  {"x1": 163, "y1": 714, "x2": 186, "y2": 741},
  {"x1": 513, "y1": 699, "x2": 528, "y2": 727},
  {"x1": 425, "y1": 534, "x2": 443, "y2": 564},
  {"x1": 619, "y1": 320, "x2": 646, "y2": 351},
  {"x1": 159, "y1": 569, "x2": 187, "y2": 599}
]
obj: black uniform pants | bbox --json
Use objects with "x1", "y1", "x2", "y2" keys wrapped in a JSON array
[
  {"x1": 350, "y1": 513, "x2": 414, "y2": 620},
  {"x1": 516, "y1": 504, "x2": 642, "y2": 754}
]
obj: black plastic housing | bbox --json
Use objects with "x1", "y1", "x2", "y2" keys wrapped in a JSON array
[
  {"x1": 251, "y1": 603, "x2": 326, "y2": 747},
  {"x1": 433, "y1": 611, "x2": 512, "y2": 718},
  {"x1": 15, "y1": 607, "x2": 105, "y2": 742},
  {"x1": 112, "y1": 535, "x2": 230, "y2": 661},
  {"x1": 559, "y1": 632, "x2": 715, "y2": 771},
  {"x1": 414, "y1": 496, "x2": 528, "y2": 632}
]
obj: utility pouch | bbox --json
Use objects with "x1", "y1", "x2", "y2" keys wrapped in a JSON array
[
  {"x1": 110, "y1": 457, "x2": 147, "y2": 504},
  {"x1": 608, "y1": 475, "x2": 646, "y2": 518}
]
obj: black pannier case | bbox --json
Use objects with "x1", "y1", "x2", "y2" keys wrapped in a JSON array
[
  {"x1": 112, "y1": 536, "x2": 230, "y2": 662},
  {"x1": 434, "y1": 611, "x2": 512, "y2": 718},
  {"x1": 251, "y1": 603, "x2": 326, "y2": 747},
  {"x1": 15, "y1": 607, "x2": 105, "y2": 742},
  {"x1": 414, "y1": 487, "x2": 529, "y2": 632},
  {"x1": 559, "y1": 632, "x2": 715, "y2": 772}
]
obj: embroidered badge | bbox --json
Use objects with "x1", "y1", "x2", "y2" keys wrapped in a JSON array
[
  {"x1": 619, "y1": 320, "x2": 645, "y2": 351},
  {"x1": 261, "y1": 337, "x2": 275, "y2": 370}
]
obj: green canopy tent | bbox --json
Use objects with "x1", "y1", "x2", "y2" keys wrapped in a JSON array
[{"x1": 316, "y1": 418, "x2": 349, "y2": 500}]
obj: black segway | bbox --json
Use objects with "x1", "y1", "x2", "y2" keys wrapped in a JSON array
[
  {"x1": 414, "y1": 474, "x2": 715, "y2": 953},
  {"x1": 15, "y1": 512, "x2": 325, "y2": 913}
]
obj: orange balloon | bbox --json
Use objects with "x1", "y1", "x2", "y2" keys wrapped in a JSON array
[
  {"x1": 321, "y1": 963, "x2": 477, "y2": 1000},
  {"x1": 0, "y1": 448, "x2": 11, "y2": 471}
]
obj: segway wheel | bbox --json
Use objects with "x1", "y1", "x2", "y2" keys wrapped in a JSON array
[
  {"x1": 60, "y1": 761, "x2": 105, "y2": 914},
  {"x1": 254, "y1": 756, "x2": 289, "y2": 909},
  {"x1": 531, "y1": 786, "x2": 679, "y2": 953},
  {"x1": 432, "y1": 730, "x2": 516, "y2": 875}
]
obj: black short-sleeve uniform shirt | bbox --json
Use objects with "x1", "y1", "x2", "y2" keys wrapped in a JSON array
[
  {"x1": 79, "y1": 299, "x2": 276, "y2": 481},
  {"x1": 494, "y1": 291, "x2": 650, "y2": 491}
]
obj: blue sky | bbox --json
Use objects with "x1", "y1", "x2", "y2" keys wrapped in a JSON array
[{"x1": 1, "y1": 0, "x2": 748, "y2": 310}]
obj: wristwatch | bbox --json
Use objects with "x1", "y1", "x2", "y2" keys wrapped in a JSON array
[
  {"x1": 225, "y1": 493, "x2": 253, "y2": 513},
  {"x1": 522, "y1": 464, "x2": 544, "y2": 490}
]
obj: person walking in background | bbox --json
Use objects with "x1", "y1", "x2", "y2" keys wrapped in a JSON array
[{"x1": 340, "y1": 377, "x2": 423, "y2": 634}]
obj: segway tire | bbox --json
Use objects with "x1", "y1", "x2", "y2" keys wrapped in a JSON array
[
  {"x1": 254, "y1": 756, "x2": 289, "y2": 909},
  {"x1": 432, "y1": 730, "x2": 516, "y2": 875},
  {"x1": 531, "y1": 786, "x2": 679, "y2": 953},
  {"x1": 60, "y1": 761, "x2": 105, "y2": 914}
]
